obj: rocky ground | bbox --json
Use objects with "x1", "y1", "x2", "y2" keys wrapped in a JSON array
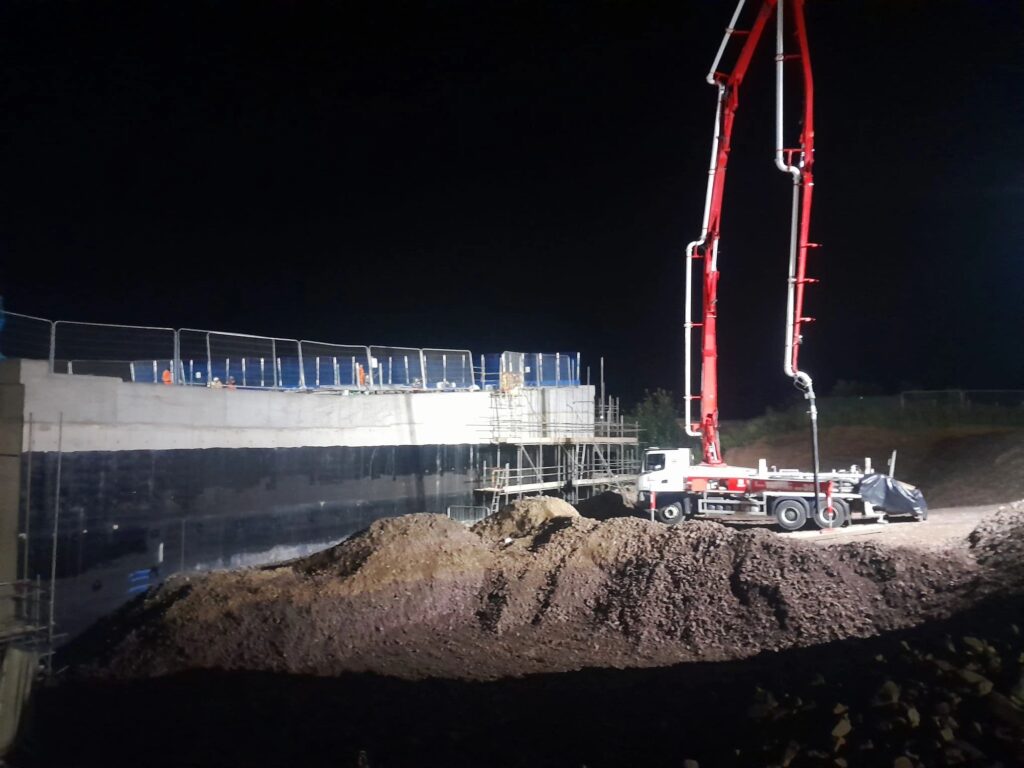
[{"x1": 13, "y1": 500, "x2": 1024, "y2": 767}]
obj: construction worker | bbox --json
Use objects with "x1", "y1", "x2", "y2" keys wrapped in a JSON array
[
  {"x1": 226, "y1": 376, "x2": 237, "y2": 390},
  {"x1": 210, "y1": 377, "x2": 223, "y2": 389},
  {"x1": 161, "y1": 368, "x2": 173, "y2": 385}
]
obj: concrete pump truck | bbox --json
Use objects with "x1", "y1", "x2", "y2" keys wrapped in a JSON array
[{"x1": 637, "y1": 0, "x2": 927, "y2": 531}]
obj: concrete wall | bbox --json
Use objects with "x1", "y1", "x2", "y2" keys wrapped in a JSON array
[
  {"x1": 0, "y1": 359, "x2": 602, "y2": 638},
  {"x1": 5, "y1": 360, "x2": 595, "y2": 453},
  {"x1": 0, "y1": 363, "x2": 24, "y2": 627}
]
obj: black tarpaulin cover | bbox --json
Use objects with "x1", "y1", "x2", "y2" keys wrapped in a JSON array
[{"x1": 857, "y1": 473, "x2": 928, "y2": 516}]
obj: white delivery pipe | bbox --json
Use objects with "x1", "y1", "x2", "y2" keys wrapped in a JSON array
[
  {"x1": 707, "y1": 0, "x2": 750, "y2": 85},
  {"x1": 774, "y1": 0, "x2": 824, "y2": 523},
  {"x1": 775, "y1": 0, "x2": 805, "y2": 385},
  {"x1": 684, "y1": 82, "x2": 727, "y2": 439},
  {"x1": 684, "y1": 2, "x2": 747, "y2": 438}
]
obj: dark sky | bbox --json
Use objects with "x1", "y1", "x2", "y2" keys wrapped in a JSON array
[{"x1": 2, "y1": 1, "x2": 1022, "y2": 415}]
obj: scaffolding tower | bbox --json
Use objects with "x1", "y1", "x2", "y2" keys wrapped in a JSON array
[{"x1": 475, "y1": 390, "x2": 640, "y2": 514}]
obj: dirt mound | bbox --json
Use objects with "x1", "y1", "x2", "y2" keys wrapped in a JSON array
[
  {"x1": 75, "y1": 504, "x2": 1024, "y2": 683},
  {"x1": 475, "y1": 517, "x2": 980, "y2": 655},
  {"x1": 968, "y1": 500, "x2": 1024, "y2": 573},
  {"x1": 471, "y1": 496, "x2": 578, "y2": 542},
  {"x1": 93, "y1": 514, "x2": 497, "y2": 679},
  {"x1": 297, "y1": 513, "x2": 493, "y2": 583},
  {"x1": 574, "y1": 490, "x2": 638, "y2": 520}
]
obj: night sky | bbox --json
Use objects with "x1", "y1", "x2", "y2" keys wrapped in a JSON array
[{"x1": 2, "y1": 1, "x2": 1022, "y2": 416}]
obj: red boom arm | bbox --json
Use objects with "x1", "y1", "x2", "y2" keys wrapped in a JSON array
[{"x1": 683, "y1": 0, "x2": 818, "y2": 465}]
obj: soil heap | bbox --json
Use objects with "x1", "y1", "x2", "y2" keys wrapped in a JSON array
[{"x1": 75, "y1": 499, "x2": 1024, "y2": 683}]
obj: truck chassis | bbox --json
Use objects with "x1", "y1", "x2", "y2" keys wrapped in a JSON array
[{"x1": 636, "y1": 449, "x2": 917, "y2": 531}]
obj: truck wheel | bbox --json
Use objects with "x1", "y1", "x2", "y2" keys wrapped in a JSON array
[
  {"x1": 655, "y1": 502, "x2": 685, "y2": 526},
  {"x1": 812, "y1": 498, "x2": 850, "y2": 529},
  {"x1": 773, "y1": 497, "x2": 808, "y2": 532}
]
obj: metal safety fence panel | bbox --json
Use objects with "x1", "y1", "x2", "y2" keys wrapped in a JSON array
[
  {"x1": 3, "y1": 307, "x2": 588, "y2": 395},
  {"x1": 299, "y1": 341, "x2": 371, "y2": 389},
  {"x1": 527, "y1": 352, "x2": 579, "y2": 387},
  {"x1": 0, "y1": 311, "x2": 53, "y2": 362},
  {"x1": 52, "y1": 321, "x2": 176, "y2": 383},
  {"x1": 179, "y1": 329, "x2": 301, "y2": 389},
  {"x1": 423, "y1": 348, "x2": 474, "y2": 389},
  {"x1": 369, "y1": 346, "x2": 424, "y2": 389},
  {"x1": 476, "y1": 353, "x2": 502, "y2": 390},
  {"x1": 501, "y1": 351, "x2": 581, "y2": 388}
]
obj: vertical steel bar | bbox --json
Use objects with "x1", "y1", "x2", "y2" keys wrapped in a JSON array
[
  {"x1": 34, "y1": 575, "x2": 41, "y2": 630},
  {"x1": 206, "y1": 333, "x2": 212, "y2": 385},
  {"x1": 419, "y1": 350, "x2": 426, "y2": 389},
  {"x1": 48, "y1": 321, "x2": 56, "y2": 373},
  {"x1": 23, "y1": 413, "x2": 33, "y2": 581},
  {"x1": 271, "y1": 339, "x2": 278, "y2": 388},
  {"x1": 298, "y1": 342, "x2": 306, "y2": 389},
  {"x1": 173, "y1": 330, "x2": 180, "y2": 385},
  {"x1": 48, "y1": 412, "x2": 64, "y2": 674},
  {"x1": 516, "y1": 447, "x2": 522, "y2": 497}
]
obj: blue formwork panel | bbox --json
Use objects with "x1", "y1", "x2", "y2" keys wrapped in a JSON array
[
  {"x1": 278, "y1": 358, "x2": 302, "y2": 389},
  {"x1": 480, "y1": 353, "x2": 502, "y2": 389}
]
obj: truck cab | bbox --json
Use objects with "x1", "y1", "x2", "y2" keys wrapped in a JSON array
[{"x1": 637, "y1": 448, "x2": 693, "y2": 522}]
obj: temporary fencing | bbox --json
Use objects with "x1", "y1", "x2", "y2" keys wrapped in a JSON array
[
  {"x1": 369, "y1": 346, "x2": 424, "y2": 389},
  {"x1": 423, "y1": 348, "x2": 473, "y2": 389},
  {"x1": 0, "y1": 312, "x2": 52, "y2": 363},
  {"x1": 0, "y1": 309, "x2": 587, "y2": 394},
  {"x1": 300, "y1": 340, "x2": 372, "y2": 389},
  {"x1": 486, "y1": 351, "x2": 582, "y2": 392},
  {"x1": 52, "y1": 321, "x2": 176, "y2": 383}
]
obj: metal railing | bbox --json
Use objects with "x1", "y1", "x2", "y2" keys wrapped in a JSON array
[
  {"x1": 0, "y1": 309, "x2": 588, "y2": 394},
  {"x1": 485, "y1": 458, "x2": 640, "y2": 491},
  {"x1": 0, "y1": 579, "x2": 53, "y2": 657}
]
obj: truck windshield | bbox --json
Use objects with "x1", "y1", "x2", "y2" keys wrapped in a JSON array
[{"x1": 644, "y1": 452, "x2": 666, "y2": 472}]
